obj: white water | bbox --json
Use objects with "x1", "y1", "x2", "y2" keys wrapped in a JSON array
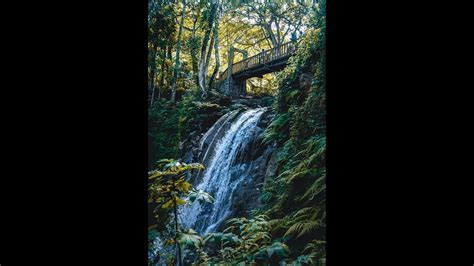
[
  {"x1": 198, "y1": 109, "x2": 240, "y2": 164},
  {"x1": 181, "y1": 108, "x2": 266, "y2": 234}
]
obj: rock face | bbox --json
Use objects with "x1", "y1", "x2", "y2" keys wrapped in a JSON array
[
  {"x1": 230, "y1": 111, "x2": 275, "y2": 218},
  {"x1": 180, "y1": 104, "x2": 276, "y2": 234}
]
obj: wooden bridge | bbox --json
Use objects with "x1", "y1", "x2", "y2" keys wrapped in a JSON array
[{"x1": 215, "y1": 40, "x2": 298, "y2": 96}]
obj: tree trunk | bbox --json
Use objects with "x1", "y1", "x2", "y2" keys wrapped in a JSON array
[
  {"x1": 198, "y1": 0, "x2": 218, "y2": 98},
  {"x1": 162, "y1": 44, "x2": 173, "y2": 98},
  {"x1": 273, "y1": 16, "x2": 282, "y2": 45},
  {"x1": 264, "y1": 23, "x2": 279, "y2": 47},
  {"x1": 149, "y1": 51, "x2": 156, "y2": 107},
  {"x1": 171, "y1": 0, "x2": 186, "y2": 102},
  {"x1": 159, "y1": 47, "x2": 167, "y2": 100},
  {"x1": 150, "y1": 70, "x2": 156, "y2": 107},
  {"x1": 190, "y1": 19, "x2": 199, "y2": 87},
  {"x1": 150, "y1": 45, "x2": 162, "y2": 107},
  {"x1": 167, "y1": 43, "x2": 172, "y2": 61},
  {"x1": 203, "y1": 31, "x2": 215, "y2": 81},
  {"x1": 148, "y1": 45, "x2": 156, "y2": 91},
  {"x1": 209, "y1": 1, "x2": 223, "y2": 90}
]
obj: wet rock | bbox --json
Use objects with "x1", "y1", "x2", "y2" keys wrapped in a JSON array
[{"x1": 264, "y1": 147, "x2": 279, "y2": 185}]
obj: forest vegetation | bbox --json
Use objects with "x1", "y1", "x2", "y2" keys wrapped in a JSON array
[{"x1": 148, "y1": 0, "x2": 325, "y2": 265}]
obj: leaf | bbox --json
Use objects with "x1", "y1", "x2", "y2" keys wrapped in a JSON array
[
  {"x1": 161, "y1": 199, "x2": 174, "y2": 209},
  {"x1": 267, "y1": 246, "x2": 275, "y2": 258},
  {"x1": 178, "y1": 229, "x2": 203, "y2": 249},
  {"x1": 301, "y1": 174, "x2": 326, "y2": 201},
  {"x1": 175, "y1": 197, "x2": 186, "y2": 205},
  {"x1": 188, "y1": 189, "x2": 215, "y2": 204},
  {"x1": 265, "y1": 242, "x2": 289, "y2": 259},
  {"x1": 212, "y1": 232, "x2": 223, "y2": 242}
]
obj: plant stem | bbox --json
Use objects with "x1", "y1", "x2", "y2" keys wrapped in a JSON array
[{"x1": 172, "y1": 178, "x2": 182, "y2": 266}]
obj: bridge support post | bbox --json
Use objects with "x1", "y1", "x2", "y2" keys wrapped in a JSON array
[
  {"x1": 234, "y1": 48, "x2": 248, "y2": 96},
  {"x1": 219, "y1": 77, "x2": 246, "y2": 97},
  {"x1": 218, "y1": 47, "x2": 248, "y2": 97},
  {"x1": 227, "y1": 47, "x2": 234, "y2": 79},
  {"x1": 234, "y1": 79, "x2": 246, "y2": 97}
]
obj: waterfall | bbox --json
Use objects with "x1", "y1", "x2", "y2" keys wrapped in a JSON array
[{"x1": 181, "y1": 107, "x2": 267, "y2": 234}]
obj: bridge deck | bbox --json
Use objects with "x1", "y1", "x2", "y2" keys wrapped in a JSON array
[{"x1": 217, "y1": 41, "x2": 297, "y2": 83}]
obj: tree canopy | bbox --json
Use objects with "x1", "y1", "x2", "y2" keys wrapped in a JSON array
[{"x1": 148, "y1": 0, "x2": 318, "y2": 103}]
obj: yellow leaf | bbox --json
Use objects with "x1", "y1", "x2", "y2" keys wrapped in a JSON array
[
  {"x1": 162, "y1": 200, "x2": 173, "y2": 209},
  {"x1": 175, "y1": 197, "x2": 186, "y2": 205}
]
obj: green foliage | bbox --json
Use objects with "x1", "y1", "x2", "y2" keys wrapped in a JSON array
[
  {"x1": 148, "y1": 89, "x2": 225, "y2": 171},
  {"x1": 198, "y1": 215, "x2": 290, "y2": 264},
  {"x1": 148, "y1": 159, "x2": 215, "y2": 265},
  {"x1": 148, "y1": 159, "x2": 204, "y2": 223},
  {"x1": 283, "y1": 207, "x2": 321, "y2": 239},
  {"x1": 264, "y1": 241, "x2": 290, "y2": 260},
  {"x1": 148, "y1": 100, "x2": 180, "y2": 166},
  {"x1": 178, "y1": 228, "x2": 203, "y2": 249},
  {"x1": 148, "y1": 0, "x2": 177, "y2": 101},
  {"x1": 260, "y1": 10, "x2": 327, "y2": 262},
  {"x1": 262, "y1": 113, "x2": 291, "y2": 145},
  {"x1": 178, "y1": 89, "x2": 226, "y2": 139}
]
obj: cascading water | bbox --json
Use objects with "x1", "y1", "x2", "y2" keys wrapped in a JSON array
[{"x1": 181, "y1": 107, "x2": 267, "y2": 234}]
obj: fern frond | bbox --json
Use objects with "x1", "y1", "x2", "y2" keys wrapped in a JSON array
[
  {"x1": 286, "y1": 170, "x2": 309, "y2": 183},
  {"x1": 296, "y1": 220, "x2": 320, "y2": 238},
  {"x1": 284, "y1": 219, "x2": 320, "y2": 239},
  {"x1": 301, "y1": 173, "x2": 326, "y2": 201},
  {"x1": 292, "y1": 207, "x2": 317, "y2": 220}
]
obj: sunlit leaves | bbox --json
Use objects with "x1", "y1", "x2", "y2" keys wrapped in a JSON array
[
  {"x1": 149, "y1": 159, "x2": 204, "y2": 180},
  {"x1": 149, "y1": 160, "x2": 206, "y2": 213},
  {"x1": 148, "y1": 159, "x2": 215, "y2": 265}
]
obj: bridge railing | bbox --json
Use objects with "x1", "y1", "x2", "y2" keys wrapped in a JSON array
[{"x1": 217, "y1": 40, "x2": 297, "y2": 83}]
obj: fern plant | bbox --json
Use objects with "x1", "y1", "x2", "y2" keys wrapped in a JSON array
[
  {"x1": 201, "y1": 215, "x2": 291, "y2": 264},
  {"x1": 259, "y1": 16, "x2": 326, "y2": 264}
]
